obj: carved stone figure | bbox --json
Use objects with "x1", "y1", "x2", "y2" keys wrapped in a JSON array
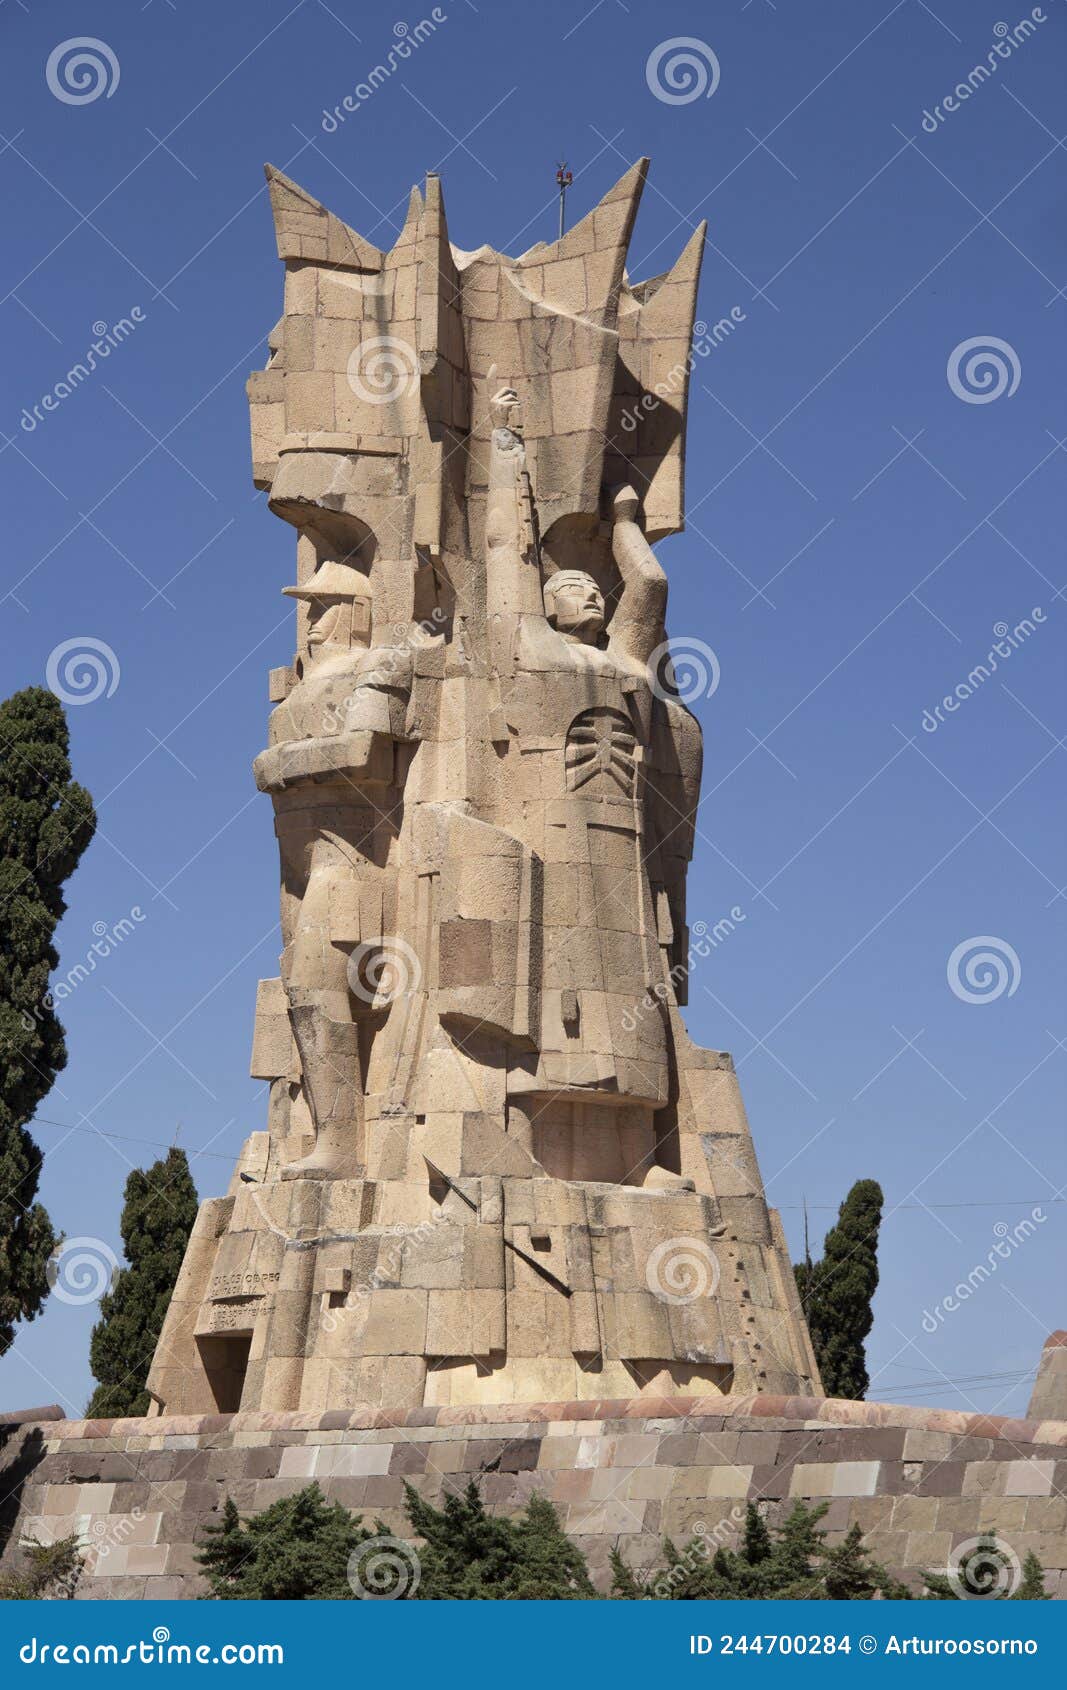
[
  {"x1": 253, "y1": 559, "x2": 412, "y2": 1182},
  {"x1": 147, "y1": 161, "x2": 820, "y2": 1416}
]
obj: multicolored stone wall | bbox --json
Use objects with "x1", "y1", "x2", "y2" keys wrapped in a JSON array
[{"x1": 2, "y1": 1396, "x2": 1064, "y2": 1598}]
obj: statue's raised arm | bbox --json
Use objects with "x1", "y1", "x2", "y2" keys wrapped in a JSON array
[{"x1": 606, "y1": 483, "x2": 667, "y2": 670}]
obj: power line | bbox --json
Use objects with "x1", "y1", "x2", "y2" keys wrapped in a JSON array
[
  {"x1": 32, "y1": 1116, "x2": 235, "y2": 1162},
  {"x1": 879, "y1": 1365, "x2": 1028, "y2": 1379},
  {"x1": 774, "y1": 1198, "x2": 1063, "y2": 1210},
  {"x1": 874, "y1": 1371, "x2": 1033, "y2": 1399}
]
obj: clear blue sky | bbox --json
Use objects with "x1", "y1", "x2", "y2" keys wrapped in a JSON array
[{"x1": 1, "y1": 0, "x2": 1064, "y2": 1420}]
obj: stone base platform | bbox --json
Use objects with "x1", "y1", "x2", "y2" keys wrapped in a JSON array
[{"x1": 2, "y1": 1395, "x2": 1065, "y2": 1598}]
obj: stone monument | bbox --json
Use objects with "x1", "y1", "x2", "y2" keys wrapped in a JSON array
[
  {"x1": 146, "y1": 160, "x2": 819, "y2": 1416},
  {"x1": 8, "y1": 162, "x2": 1059, "y2": 1605}
]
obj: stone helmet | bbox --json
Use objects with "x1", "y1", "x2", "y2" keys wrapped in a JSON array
[{"x1": 283, "y1": 559, "x2": 373, "y2": 649}]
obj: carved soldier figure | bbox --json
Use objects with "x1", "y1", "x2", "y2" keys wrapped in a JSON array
[{"x1": 254, "y1": 559, "x2": 414, "y2": 1180}]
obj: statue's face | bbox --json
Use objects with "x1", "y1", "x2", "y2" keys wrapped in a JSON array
[
  {"x1": 305, "y1": 598, "x2": 349, "y2": 657},
  {"x1": 546, "y1": 572, "x2": 605, "y2": 642}
]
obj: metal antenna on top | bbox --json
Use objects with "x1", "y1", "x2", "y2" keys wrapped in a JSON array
[{"x1": 555, "y1": 160, "x2": 573, "y2": 240}]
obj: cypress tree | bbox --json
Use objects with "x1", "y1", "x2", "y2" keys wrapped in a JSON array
[
  {"x1": 0, "y1": 687, "x2": 95, "y2": 1354},
  {"x1": 795, "y1": 1178, "x2": 883, "y2": 1399},
  {"x1": 741, "y1": 1501, "x2": 772, "y2": 1565},
  {"x1": 87, "y1": 1148, "x2": 199, "y2": 1417},
  {"x1": 1012, "y1": 1551, "x2": 1051, "y2": 1600},
  {"x1": 817, "y1": 1522, "x2": 910, "y2": 1601},
  {"x1": 769, "y1": 1498, "x2": 830, "y2": 1593}
]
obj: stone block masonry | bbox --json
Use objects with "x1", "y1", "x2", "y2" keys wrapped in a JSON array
[{"x1": 2, "y1": 1396, "x2": 1064, "y2": 1598}]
